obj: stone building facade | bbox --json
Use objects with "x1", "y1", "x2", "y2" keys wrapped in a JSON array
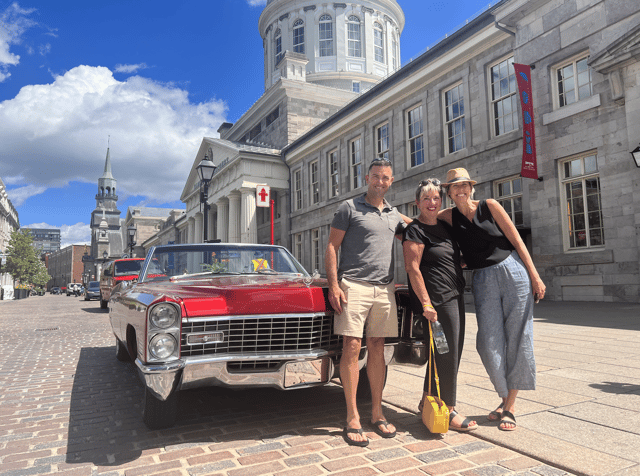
[
  {"x1": 0, "y1": 178, "x2": 20, "y2": 287},
  {"x1": 157, "y1": 0, "x2": 640, "y2": 302}
]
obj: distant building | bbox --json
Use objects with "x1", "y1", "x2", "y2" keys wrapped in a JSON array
[
  {"x1": 124, "y1": 206, "x2": 185, "y2": 257},
  {"x1": 21, "y1": 228, "x2": 61, "y2": 256},
  {"x1": 0, "y1": 177, "x2": 20, "y2": 287},
  {"x1": 46, "y1": 245, "x2": 86, "y2": 290}
]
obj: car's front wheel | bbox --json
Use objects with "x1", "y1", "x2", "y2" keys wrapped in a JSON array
[{"x1": 143, "y1": 387, "x2": 178, "y2": 430}]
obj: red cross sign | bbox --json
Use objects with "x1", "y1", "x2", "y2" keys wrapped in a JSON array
[{"x1": 256, "y1": 185, "x2": 270, "y2": 207}]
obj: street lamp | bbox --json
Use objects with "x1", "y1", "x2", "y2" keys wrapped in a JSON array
[
  {"x1": 103, "y1": 250, "x2": 108, "y2": 260},
  {"x1": 196, "y1": 158, "x2": 217, "y2": 242},
  {"x1": 127, "y1": 224, "x2": 137, "y2": 257},
  {"x1": 631, "y1": 143, "x2": 640, "y2": 168}
]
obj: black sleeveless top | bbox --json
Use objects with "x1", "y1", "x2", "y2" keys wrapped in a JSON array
[{"x1": 450, "y1": 200, "x2": 514, "y2": 270}]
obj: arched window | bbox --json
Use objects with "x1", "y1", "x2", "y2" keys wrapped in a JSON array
[
  {"x1": 274, "y1": 28, "x2": 284, "y2": 68},
  {"x1": 293, "y1": 19, "x2": 305, "y2": 54},
  {"x1": 347, "y1": 15, "x2": 361, "y2": 57},
  {"x1": 319, "y1": 14, "x2": 333, "y2": 57},
  {"x1": 374, "y1": 22, "x2": 384, "y2": 63}
]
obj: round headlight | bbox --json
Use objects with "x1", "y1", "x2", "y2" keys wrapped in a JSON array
[
  {"x1": 149, "y1": 334, "x2": 177, "y2": 360},
  {"x1": 150, "y1": 303, "x2": 179, "y2": 329}
]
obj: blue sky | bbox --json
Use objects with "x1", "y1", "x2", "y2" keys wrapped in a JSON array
[{"x1": 0, "y1": 0, "x2": 495, "y2": 248}]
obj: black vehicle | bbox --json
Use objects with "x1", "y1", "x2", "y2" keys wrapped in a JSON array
[
  {"x1": 84, "y1": 281, "x2": 100, "y2": 301},
  {"x1": 50, "y1": 287, "x2": 61, "y2": 295}
]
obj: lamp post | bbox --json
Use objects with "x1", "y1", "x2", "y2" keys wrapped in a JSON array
[
  {"x1": 196, "y1": 158, "x2": 217, "y2": 242},
  {"x1": 631, "y1": 144, "x2": 640, "y2": 168},
  {"x1": 127, "y1": 224, "x2": 137, "y2": 257}
]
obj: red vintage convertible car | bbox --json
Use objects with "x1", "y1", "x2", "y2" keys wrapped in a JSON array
[{"x1": 108, "y1": 243, "x2": 423, "y2": 429}]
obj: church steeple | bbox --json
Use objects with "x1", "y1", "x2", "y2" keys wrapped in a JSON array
[{"x1": 96, "y1": 147, "x2": 118, "y2": 209}]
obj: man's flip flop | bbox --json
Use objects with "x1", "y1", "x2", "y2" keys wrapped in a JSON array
[
  {"x1": 371, "y1": 420, "x2": 396, "y2": 438},
  {"x1": 449, "y1": 410, "x2": 477, "y2": 432},
  {"x1": 499, "y1": 411, "x2": 517, "y2": 431},
  {"x1": 343, "y1": 427, "x2": 369, "y2": 446}
]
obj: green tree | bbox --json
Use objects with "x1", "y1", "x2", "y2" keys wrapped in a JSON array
[
  {"x1": 32, "y1": 260, "x2": 52, "y2": 288},
  {"x1": 5, "y1": 229, "x2": 40, "y2": 285}
]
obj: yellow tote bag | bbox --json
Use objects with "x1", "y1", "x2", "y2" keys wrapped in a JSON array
[{"x1": 421, "y1": 322, "x2": 450, "y2": 433}]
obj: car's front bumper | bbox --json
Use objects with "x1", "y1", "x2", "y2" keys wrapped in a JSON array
[{"x1": 135, "y1": 344, "x2": 398, "y2": 401}]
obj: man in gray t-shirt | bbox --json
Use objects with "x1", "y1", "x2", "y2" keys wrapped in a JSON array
[{"x1": 325, "y1": 158, "x2": 407, "y2": 447}]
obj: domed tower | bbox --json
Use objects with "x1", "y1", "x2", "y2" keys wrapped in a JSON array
[{"x1": 259, "y1": 0, "x2": 404, "y2": 93}]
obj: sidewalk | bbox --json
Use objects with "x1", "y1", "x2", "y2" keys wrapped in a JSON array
[{"x1": 384, "y1": 300, "x2": 640, "y2": 476}]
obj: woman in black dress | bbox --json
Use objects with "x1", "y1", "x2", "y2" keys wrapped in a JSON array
[{"x1": 402, "y1": 178, "x2": 477, "y2": 432}]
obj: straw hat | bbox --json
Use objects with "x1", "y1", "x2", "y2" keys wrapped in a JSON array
[{"x1": 442, "y1": 168, "x2": 477, "y2": 186}]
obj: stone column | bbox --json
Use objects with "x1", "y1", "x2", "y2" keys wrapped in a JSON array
[
  {"x1": 228, "y1": 192, "x2": 241, "y2": 243},
  {"x1": 216, "y1": 199, "x2": 229, "y2": 242},
  {"x1": 194, "y1": 213, "x2": 203, "y2": 244},
  {"x1": 241, "y1": 188, "x2": 257, "y2": 244}
]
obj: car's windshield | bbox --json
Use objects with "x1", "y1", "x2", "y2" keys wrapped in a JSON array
[
  {"x1": 139, "y1": 245, "x2": 309, "y2": 282},
  {"x1": 88, "y1": 281, "x2": 100, "y2": 290},
  {"x1": 114, "y1": 260, "x2": 142, "y2": 277}
]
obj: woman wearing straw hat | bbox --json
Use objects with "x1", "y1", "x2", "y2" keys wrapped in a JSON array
[{"x1": 439, "y1": 168, "x2": 546, "y2": 431}]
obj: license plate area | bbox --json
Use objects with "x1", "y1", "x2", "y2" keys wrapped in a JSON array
[{"x1": 283, "y1": 358, "x2": 331, "y2": 388}]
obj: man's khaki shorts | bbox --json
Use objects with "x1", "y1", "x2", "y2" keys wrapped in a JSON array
[{"x1": 334, "y1": 278, "x2": 398, "y2": 338}]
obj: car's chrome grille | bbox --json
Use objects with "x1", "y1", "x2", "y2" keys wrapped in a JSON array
[{"x1": 181, "y1": 313, "x2": 341, "y2": 358}]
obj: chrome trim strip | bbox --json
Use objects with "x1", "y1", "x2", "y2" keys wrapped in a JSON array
[{"x1": 184, "y1": 312, "x2": 330, "y2": 323}]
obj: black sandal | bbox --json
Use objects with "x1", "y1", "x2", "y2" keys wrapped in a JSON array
[
  {"x1": 343, "y1": 427, "x2": 369, "y2": 446},
  {"x1": 449, "y1": 410, "x2": 477, "y2": 432},
  {"x1": 499, "y1": 411, "x2": 517, "y2": 431}
]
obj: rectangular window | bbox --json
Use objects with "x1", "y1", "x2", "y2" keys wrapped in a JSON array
[
  {"x1": 329, "y1": 149, "x2": 339, "y2": 198},
  {"x1": 374, "y1": 25, "x2": 384, "y2": 63},
  {"x1": 490, "y1": 57, "x2": 518, "y2": 136},
  {"x1": 494, "y1": 176, "x2": 523, "y2": 226},
  {"x1": 294, "y1": 233, "x2": 303, "y2": 261},
  {"x1": 249, "y1": 122, "x2": 262, "y2": 140},
  {"x1": 347, "y1": 17, "x2": 362, "y2": 57},
  {"x1": 293, "y1": 169, "x2": 302, "y2": 211},
  {"x1": 444, "y1": 83, "x2": 466, "y2": 154},
  {"x1": 560, "y1": 153, "x2": 604, "y2": 250},
  {"x1": 407, "y1": 105, "x2": 424, "y2": 167},
  {"x1": 293, "y1": 21, "x2": 305, "y2": 54},
  {"x1": 352, "y1": 81, "x2": 361, "y2": 93},
  {"x1": 556, "y1": 55, "x2": 592, "y2": 108},
  {"x1": 350, "y1": 137, "x2": 363, "y2": 190},
  {"x1": 319, "y1": 16, "x2": 334, "y2": 57},
  {"x1": 310, "y1": 160, "x2": 319, "y2": 204},
  {"x1": 376, "y1": 122, "x2": 389, "y2": 159},
  {"x1": 311, "y1": 228, "x2": 320, "y2": 273},
  {"x1": 407, "y1": 203, "x2": 419, "y2": 218},
  {"x1": 266, "y1": 107, "x2": 279, "y2": 126}
]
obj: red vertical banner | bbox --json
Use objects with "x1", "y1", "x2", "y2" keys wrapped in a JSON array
[{"x1": 513, "y1": 64, "x2": 539, "y2": 179}]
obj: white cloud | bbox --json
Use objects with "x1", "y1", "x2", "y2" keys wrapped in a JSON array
[
  {"x1": 23, "y1": 221, "x2": 90, "y2": 248},
  {"x1": 0, "y1": 65, "x2": 227, "y2": 205},
  {"x1": 0, "y1": 3, "x2": 37, "y2": 81},
  {"x1": 247, "y1": 0, "x2": 267, "y2": 6},
  {"x1": 115, "y1": 62, "x2": 149, "y2": 74}
]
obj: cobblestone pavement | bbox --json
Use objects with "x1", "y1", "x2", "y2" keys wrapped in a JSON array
[{"x1": 0, "y1": 295, "x2": 574, "y2": 476}]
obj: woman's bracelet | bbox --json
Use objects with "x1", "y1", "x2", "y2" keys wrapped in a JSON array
[{"x1": 422, "y1": 303, "x2": 434, "y2": 310}]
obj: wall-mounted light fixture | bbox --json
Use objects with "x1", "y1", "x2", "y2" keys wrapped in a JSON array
[{"x1": 631, "y1": 144, "x2": 640, "y2": 168}]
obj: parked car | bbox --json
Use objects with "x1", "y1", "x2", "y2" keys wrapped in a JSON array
[
  {"x1": 100, "y1": 258, "x2": 145, "y2": 309},
  {"x1": 66, "y1": 283, "x2": 82, "y2": 296},
  {"x1": 50, "y1": 287, "x2": 61, "y2": 295},
  {"x1": 108, "y1": 243, "x2": 420, "y2": 429},
  {"x1": 84, "y1": 281, "x2": 101, "y2": 301}
]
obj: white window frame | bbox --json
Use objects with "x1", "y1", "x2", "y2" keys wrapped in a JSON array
[
  {"x1": 373, "y1": 22, "x2": 384, "y2": 63},
  {"x1": 376, "y1": 122, "x2": 389, "y2": 159},
  {"x1": 407, "y1": 104, "x2": 424, "y2": 167},
  {"x1": 293, "y1": 169, "x2": 302, "y2": 211},
  {"x1": 311, "y1": 228, "x2": 320, "y2": 273},
  {"x1": 494, "y1": 175, "x2": 523, "y2": 227},
  {"x1": 328, "y1": 149, "x2": 339, "y2": 198},
  {"x1": 559, "y1": 152, "x2": 604, "y2": 251},
  {"x1": 443, "y1": 82, "x2": 466, "y2": 154},
  {"x1": 293, "y1": 19, "x2": 305, "y2": 54},
  {"x1": 352, "y1": 81, "x2": 361, "y2": 93},
  {"x1": 490, "y1": 56, "x2": 519, "y2": 137},
  {"x1": 553, "y1": 53, "x2": 593, "y2": 109},
  {"x1": 310, "y1": 159, "x2": 319, "y2": 205},
  {"x1": 319, "y1": 14, "x2": 334, "y2": 57},
  {"x1": 350, "y1": 136, "x2": 363, "y2": 190},
  {"x1": 347, "y1": 15, "x2": 362, "y2": 58},
  {"x1": 274, "y1": 28, "x2": 284, "y2": 68}
]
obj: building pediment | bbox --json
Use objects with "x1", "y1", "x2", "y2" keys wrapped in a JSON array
[{"x1": 589, "y1": 23, "x2": 640, "y2": 73}]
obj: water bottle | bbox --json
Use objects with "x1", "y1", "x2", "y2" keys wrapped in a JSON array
[{"x1": 431, "y1": 321, "x2": 449, "y2": 354}]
